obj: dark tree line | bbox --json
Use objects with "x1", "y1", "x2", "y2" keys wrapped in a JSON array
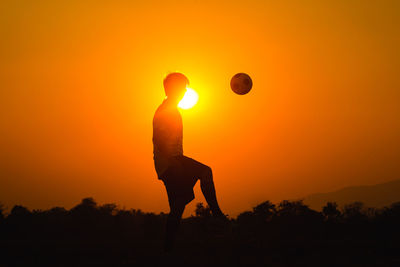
[{"x1": 0, "y1": 198, "x2": 399, "y2": 266}]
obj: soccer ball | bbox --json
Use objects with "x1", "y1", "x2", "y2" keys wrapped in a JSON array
[{"x1": 230, "y1": 73, "x2": 252, "y2": 95}]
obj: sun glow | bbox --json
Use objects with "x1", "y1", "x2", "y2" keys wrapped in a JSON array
[{"x1": 178, "y1": 87, "x2": 199, "y2": 109}]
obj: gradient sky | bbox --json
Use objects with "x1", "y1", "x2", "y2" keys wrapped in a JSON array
[{"x1": 1, "y1": 0, "x2": 399, "y2": 216}]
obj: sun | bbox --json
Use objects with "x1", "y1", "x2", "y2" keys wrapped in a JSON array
[{"x1": 178, "y1": 87, "x2": 199, "y2": 109}]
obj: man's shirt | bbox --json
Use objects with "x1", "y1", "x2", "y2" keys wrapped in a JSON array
[{"x1": 153, "y1": 99, "x2": 183, "y2": 179}]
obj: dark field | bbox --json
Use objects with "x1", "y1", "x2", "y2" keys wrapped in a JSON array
[{"x1": 1, "y1": 198, "x2": 399, "y2": 266}]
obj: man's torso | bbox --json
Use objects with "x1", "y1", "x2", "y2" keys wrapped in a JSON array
[{"x1": 152, "y1": 100, "x2": 183, "y2": 178}]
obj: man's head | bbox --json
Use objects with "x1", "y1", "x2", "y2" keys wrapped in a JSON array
[{"x1": 163, "y1": 72, "x2": 189, "y2": 103}]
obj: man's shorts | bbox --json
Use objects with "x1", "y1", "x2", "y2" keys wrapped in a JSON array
[{"x1": 161, "y1": 155, "x2": 208, "y2": 207}]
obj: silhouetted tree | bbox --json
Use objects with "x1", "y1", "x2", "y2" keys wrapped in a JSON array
[
  {"x1": 68, "y1": 197, "x2": 100, "y2": 237},
  {"x1": 377, "y1": 201, "x2": 400, "y2": 232},
  {"x1": 99, "y1": 203, "x2": 118, "y2": 216},
  {"x1": 195, "y1": 203, "x2": 211, "y2": 218},
  {"x1": 47, "y1": 206, "x2": 68, "y2": 216},
  {"x1": 252, "y1": 200, "x2": 275, "y2": 221},
  {"x1": 70, "y1": 197, "x2": 98, "y2": 216},
  {"x1": 6, "y1": 205, "x2": 32, "y2": 238},
  {"x1": 9, "y1": 205, "x2": 31, "y2": 218},
  {"x1": 342, "y1": 202, "x2": 367, "y2": 222},
  {"x1": 275, "y1": 200, "x2": 323, "y2": 238},
  {"x1": 277, "y1": 200, "x2": 320, "y2": 218},
  {"x1": 322, "y1": 202, "x2": 341, "y2": 221},
  {"x1": 0, "y1": 203, "x2": 4, "y2": 221},
  {"x1": 236, "y1": 211, "x2": 254, "y2": 225},
  {"x1": 387, "y1": 202, "x2": 400, "y2": 220}
]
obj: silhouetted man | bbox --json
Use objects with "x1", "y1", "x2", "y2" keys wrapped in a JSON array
[{"x1": 153, "y1": 72, "x2": 225, "y2": 251}]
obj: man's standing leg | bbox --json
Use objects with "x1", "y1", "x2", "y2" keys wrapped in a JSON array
[{"x1": 164, "y1": 199, "x2": 185, "y2": 252}]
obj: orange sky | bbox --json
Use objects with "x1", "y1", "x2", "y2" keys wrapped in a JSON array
[{"x1": 1, "y1": 0, "x2": 399, "y2": 216}]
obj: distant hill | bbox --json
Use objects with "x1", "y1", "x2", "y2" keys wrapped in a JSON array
[{"x1": 304, "y1": 179, "x2": 400, "y2": 210}]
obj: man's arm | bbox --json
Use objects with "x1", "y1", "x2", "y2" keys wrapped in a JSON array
[{"x1": 153, "y1": 115, "x2": 171, "y2": 155}]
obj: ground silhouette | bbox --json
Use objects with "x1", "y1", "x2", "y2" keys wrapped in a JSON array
[{"x1": 0, "y1": 198, "x2": 399, "y2": 266}]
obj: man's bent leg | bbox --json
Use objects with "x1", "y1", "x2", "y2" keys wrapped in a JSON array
[
  {"x1": 199, "y1": 166, "x2": 224, "y2": 217},
  {"x1": 165, "y1": 199, "x2": 185, "y2": 252}
]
